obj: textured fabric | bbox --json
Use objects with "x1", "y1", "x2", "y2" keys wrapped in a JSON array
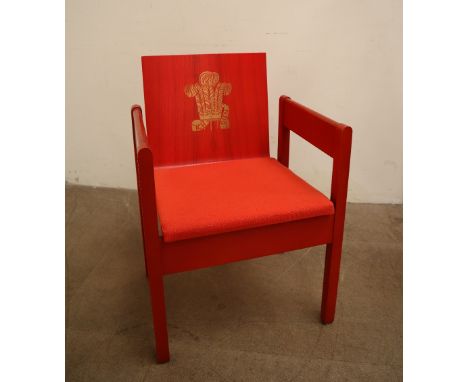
[{"x1": 154, "y1": 157, "x2": 334, "y2": 242}]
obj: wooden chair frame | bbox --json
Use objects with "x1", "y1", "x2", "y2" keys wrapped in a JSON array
[{"x1": 131, "y1": 95, "x2": 352, "y2": 363}]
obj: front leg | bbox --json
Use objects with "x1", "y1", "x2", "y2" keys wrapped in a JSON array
[
  {"x1": 148, "y1": 258, "x2": 170, "y2": 363},
  {"x1": 320, "y1": 241, "x2": 343, "y2": 324}
]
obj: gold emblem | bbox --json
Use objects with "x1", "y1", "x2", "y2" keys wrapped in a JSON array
[{"x1": 184, "y1": 71, "x2": 232, "y2": 131}]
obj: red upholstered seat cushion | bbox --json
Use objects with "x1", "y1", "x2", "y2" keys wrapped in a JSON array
[{"x1": 154, "y1": 157, "x2": 334, "y2": 242}]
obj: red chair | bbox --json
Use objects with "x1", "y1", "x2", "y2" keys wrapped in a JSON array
[{"x1": 131, "y1": 53, "x2": 352, "y2": 363}]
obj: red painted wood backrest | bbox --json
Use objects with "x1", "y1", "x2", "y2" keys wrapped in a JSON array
[{"x1": 141, "y1": 53, "x2": 269, "y2": 166}]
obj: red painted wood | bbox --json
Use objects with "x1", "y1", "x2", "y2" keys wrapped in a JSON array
[
  {"x1": 277, "y1": 95, "x2": 291, "y2": 167},
  {"x1": 132, "y1": 55, "x2": 353, "y2": 362},
  {"x1": 131, "y1": 106, "x2": 149, "y2": 276},
  {"x1": 277, "y1": 97, "x2": 352, "y2": 323},
  {"x1": 321, "y1": 124, "x2": 352, "y2": 323},
  {"x1": 281, "y1": 97, "x2": 345, "y2": 158},
  {"x1": 161, "y1": 215, "x2": 334, "y2": 275},
  {"x1": 131, "y1": 106, "x2": 170, "y2": 363},
  {"x1": 142, "y1": 53, "x2": 269, "y2": 166}
]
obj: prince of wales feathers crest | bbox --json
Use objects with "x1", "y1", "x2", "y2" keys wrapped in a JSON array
[{"x1": 184, "y1": 71, "x2": 232, "y2": 131}]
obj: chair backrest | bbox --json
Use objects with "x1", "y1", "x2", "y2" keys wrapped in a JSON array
[{"x1": 141, "y1": 53, "x2": 269, "y2": 167}]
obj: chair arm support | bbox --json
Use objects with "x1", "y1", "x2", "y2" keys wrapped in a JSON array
[
  {"x1": 277, "y1": 96, "x2": 352, "y2": 233},
  {"x1": 132, "y1": 105, "x2": 150, "y2": 153},
  {"x1": 130, "y1": 105, "x2": 162, "y2": 261},
  {"x1": 131, "y1": 105, "x2": 156, "y2": 209},
  {"x1": 278, "y1": 96, "x2": 352, "y2": 160}
]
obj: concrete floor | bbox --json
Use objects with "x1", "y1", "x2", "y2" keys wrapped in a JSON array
[{"x1": 66, "y1": 185, "x2": 402, "y2": 381}]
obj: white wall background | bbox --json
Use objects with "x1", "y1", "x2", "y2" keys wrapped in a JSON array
[{"x1": 66, "y1": 0, "x2": 402, "y2": 203}]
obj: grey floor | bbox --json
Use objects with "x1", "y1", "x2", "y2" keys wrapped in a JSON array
[{"x1": 66, "y1": 185, "x2": 402, "y2": 381}]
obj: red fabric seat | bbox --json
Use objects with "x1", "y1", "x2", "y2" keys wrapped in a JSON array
[{"x1": 154, "y1": 157, "x2": 334, "y2": 242}]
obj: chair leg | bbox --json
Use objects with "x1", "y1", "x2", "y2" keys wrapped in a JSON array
[
  {"x1": 148, "y1": 271, "x2": 170, "y2": 363},
  {"x1": 320, "y1": 241, "x2": 343, "y2": 324}
]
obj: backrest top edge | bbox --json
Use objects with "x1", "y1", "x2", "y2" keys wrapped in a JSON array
[{"x1": 141, "y1": 52, "x2": 266, "y2": 60}]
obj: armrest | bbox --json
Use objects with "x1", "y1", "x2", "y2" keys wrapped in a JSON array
[
  {"x1": 278, "y1": 96, "x2": 352, "y2": 162},
  {"x1": 131, "y1": 103, "x2": 155, "y2": 193},
  {"x1": 131, "y1": 104, "x2": 150, "y2": 153},
  {"x1": 277, "y1": 96, "x2": 352, "y2": 225},
  {"x1": 130, "y1": 105, "x2": 161, "y2": 250}
]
